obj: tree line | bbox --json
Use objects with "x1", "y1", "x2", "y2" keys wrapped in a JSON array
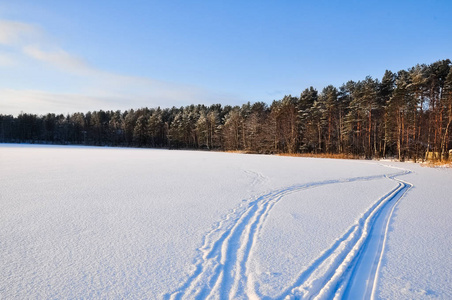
[{"x1": 1, "y1": 59, "x2": 451, "y2": 161}]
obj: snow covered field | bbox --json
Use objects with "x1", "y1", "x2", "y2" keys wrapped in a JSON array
[{"x1": 1, "y1": 144, "x2": 451, "y2": 299}]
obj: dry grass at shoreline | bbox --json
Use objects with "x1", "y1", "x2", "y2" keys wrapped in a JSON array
[
  {"x1": 225, "y1": 150, "x2": 452, "y2": 167},
  {"x1": 277, "y1": 153, "x2": 360, "y2": 159},
  {"x1": 224, "y1": 150, "x2": 360, "y2": 160},
  {"x1": 420, "y1": 160, "x2": 452, "y2": 168}
]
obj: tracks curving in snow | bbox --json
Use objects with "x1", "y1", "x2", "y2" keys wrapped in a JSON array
[
  {"x1": 164, "y1": 168, "x2": 412, "y2": 300},
  {"x1": 279, "y1": 172, "x2": 412, "y2": 300}
]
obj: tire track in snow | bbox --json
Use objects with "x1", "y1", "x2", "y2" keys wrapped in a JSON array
[
  {"x1": 277, "y1": 170, "x2": 412, "y2": 300},
  {"x1": 163, "y1": 172, "x2": 404, "y2": 300}
]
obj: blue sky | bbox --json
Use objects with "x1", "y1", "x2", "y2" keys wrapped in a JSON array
[{"x1": 0, "y1": 0, "x2": 451, "y2": 116}]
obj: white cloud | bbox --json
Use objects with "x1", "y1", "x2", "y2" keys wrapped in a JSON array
[
  {"x1": 19, "y1": 44, "x2": 206, "y2": 100},
  {"x1": 0, "y1": 89, "x2": 108, "y2": 115},
  {"x1": 0, "y1": 19, "x2": 239, "y2": 116},
  {"x1": 0, "y1": 20, "x2": 41, "y2": 46},
  {"x1": 0, "y1": 52, "x2": 17, "y2": 66},
  {"x1": 0, "y1": 86, "x2": 233, "y2": 116},
  {"x1": 22, "y1": 45, "x2": 93, "y2": 75},
  {"x1": 0, "y1": 89, "x2": 153, "y2": 116}
]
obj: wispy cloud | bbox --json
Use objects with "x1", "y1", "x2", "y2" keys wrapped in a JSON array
[
  {"x1": 0, "y1": 20, "x2": 40, "y2": 45},
  {"x1": 0, "y1": 89, "x2": 109, "y2": 115},
  {"x1": 0, "y1": 19, "x2": 238, "y2": 116},
  {"x1": 19, "y1": 44, "x2": 211, "y2": 100},
  {"x1": 0, "y1": 52, "x2": 17, "y2": 66},
  {"x1": 0, "y1": 88, "x2": 185, "y2": 116},
  {"x1": 22, "y1": 45, "x2": 93, "y2": 75}
]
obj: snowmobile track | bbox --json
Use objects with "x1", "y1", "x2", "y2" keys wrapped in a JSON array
[{"x1": 164, "y1": 168, "x2": 412, "y2": 300}]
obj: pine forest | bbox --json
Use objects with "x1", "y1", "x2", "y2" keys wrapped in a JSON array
[{"x1": 2, "y1": 59, "x2": 452, "y2": 161}]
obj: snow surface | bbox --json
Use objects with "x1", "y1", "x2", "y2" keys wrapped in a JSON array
[{"x1": 0, "y1": 144, "x2": 451, "y2": 299}]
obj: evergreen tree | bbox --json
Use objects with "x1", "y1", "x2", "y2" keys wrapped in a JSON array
[{"x1": 1, "y1": 58, "x2": 450, "y2": 161}]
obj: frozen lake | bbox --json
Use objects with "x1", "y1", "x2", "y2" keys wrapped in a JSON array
[{"x1": 1, "y1": 144, "x2": 451, "y2": 299}]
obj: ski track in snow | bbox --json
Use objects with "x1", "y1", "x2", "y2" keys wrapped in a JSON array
[{"x1": 164, "y1": 166, "x2": 413, "y2": 300}]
